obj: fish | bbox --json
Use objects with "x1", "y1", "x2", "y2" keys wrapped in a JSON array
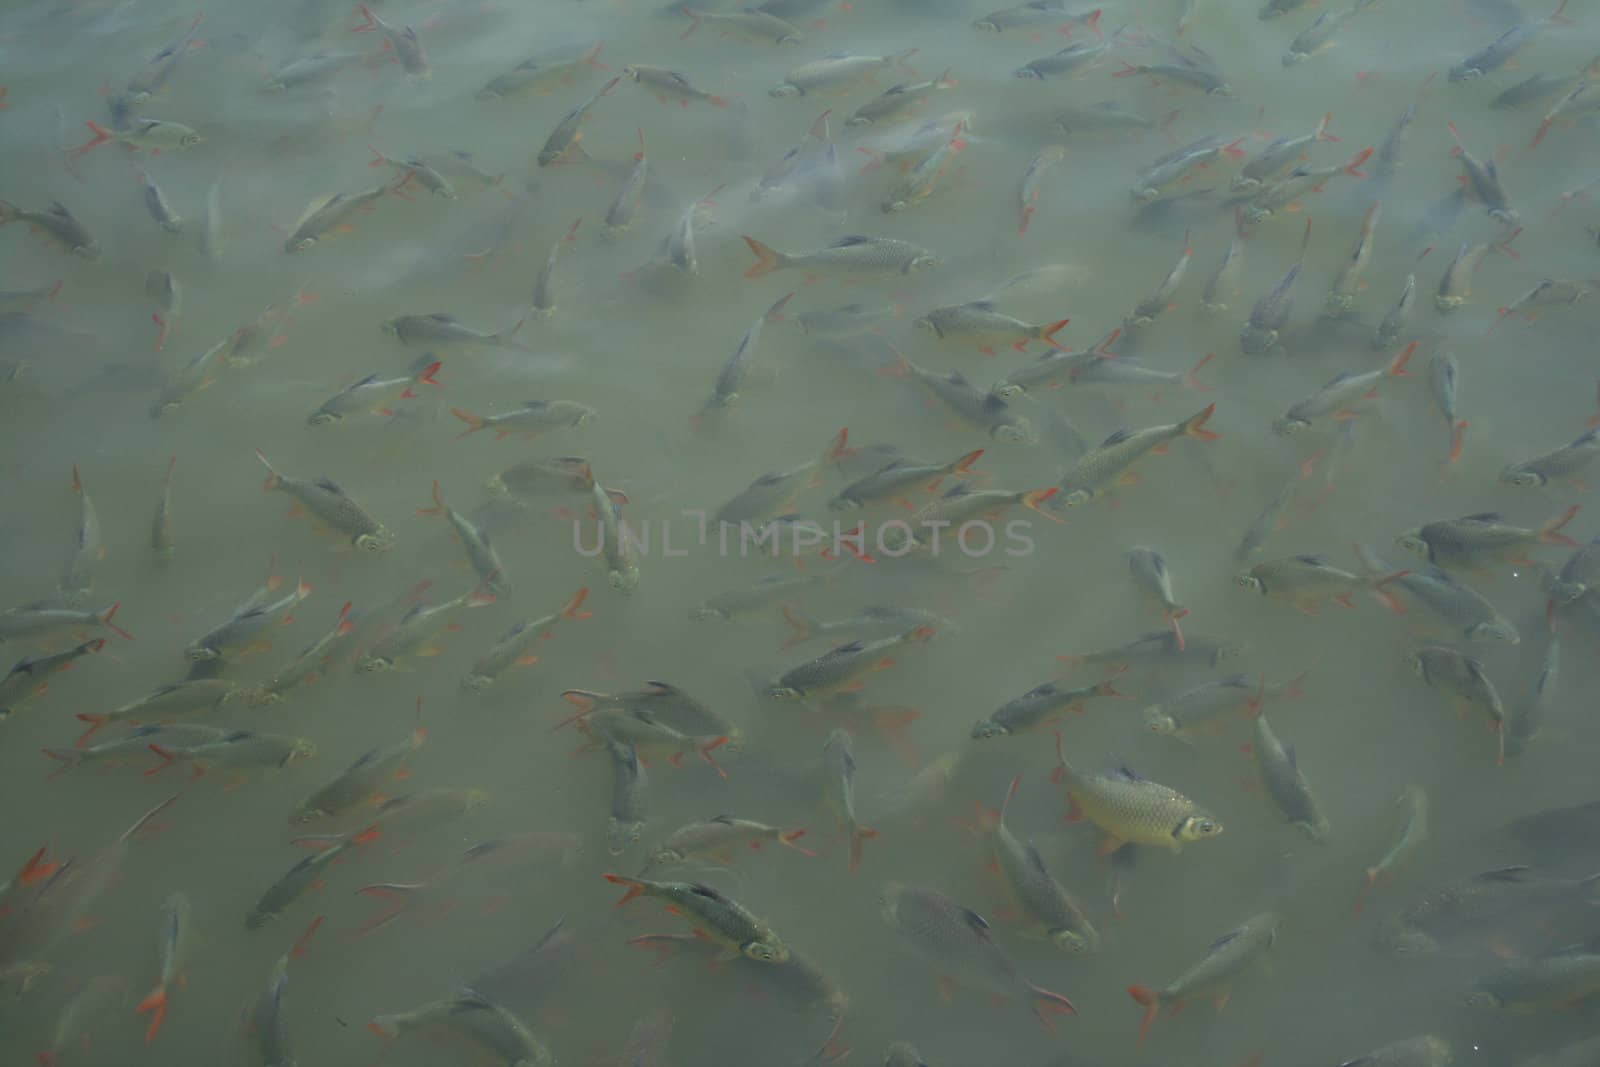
[
  {"x1": 1059, "y1": 629, "x2": 1245, "y2": 672},
  {"x1": 462, "y1": 587, "x2": 590, "y2": 691},
  {"x1": 621, "y1": 64, "x2": 728, "y2": 107},
  {"x1": 884, "y1": 1041, "x2": 930, "y2": 1067},
  {"x1": 698, "y1": 290, "x2": 796, "y2": 416},
  {"x1": 137, "y1": 168, "x2": 183, "y2": 233},
  {"x1": 290, "y1": 726, "x2": 427, "y2": 823},
  {"x1": 416, "y1": 482, "x2": 510, "y2": 596},
  {"x1": 643, "y1": 815, "x2": 812, "y2": 871},
  {"x1": 1435, "y1": 239, "x2": 1507, "y2": 313},
  {"x1": 354, "y1": 4, "x2": 430, "y2": 78},
  {"x1": 1549, "y1": 532, "x2": 1600, "y2": 605},
  {"x1": 255, "y1": 450, "x2": 394, "y2": 551},
  {"x1": 767, "y1": 626, "x2": 934, "y2": 701},
  {"x1": 781, "y1": 604, "x2": 952, "y2": 647},
  {"x1": 970, "y1": 675, "x2": 1124, "y2": 738},
  {"x1": 368, "y1": 988, "x2": 554, "y2": 1065},
  {"x1": 1239, "y1": 147, "x2": 1372, "y2": 225},
  {"x1": 1115, "y1": 42, "x2": 1234, "y2": 95},
  {"x1": 358, "y1": 587, "x2": 496, "y2": 672},
  {"x1": 0, "y1": 201, "x2": 101, "y2": 259},
  {"x1": 1373, "y1": 269, "x2": 1419, "y2": 350},
  {"x1": 1379, "y1": 865, "x2": 1600, "y2": 957},
  {"x1": 1200, "y1": 233, "x2": 1245, "y2": 314},
  {"x1": 1124, "y1": 229, "x2": 1193, "y2": 330},
  {"x1": 185, "y1": 577, "x2": 311, "y2": 661},
  {"x1": 1449, "y1": 0, "x2": 1571, "y2": 81},
  {"x1": 712, "y1": 428, "x2": 852, "y2": 526},
  {"x1": 282, "y1": 183, "x2": 395, "y2": 254},
  {"x1": 605, "y1": 874, "x2": 789, "y2": 961},
  {"x1": 1501, "y1": 427, "x2": 1600, "y2": 488},
  {"x1": 368, "y1": 147, "x2": 458, "y2": 199},
  {"x1": 682, "y1": 7, "x2": 803, "y2": 44},
  {"x1": 1235, "y1": 553, "x2": 1406, "y2": 615},
  {"x1": 770, "y1": 51, "x2": 920, "y2": 97},
  {"x1": 977, "y1": 328, "x2": 1110, "y2": 402},
  {"x1": 451, "y1": 399, "x2": 597, "y2": 440},
  {"x1": 846, "y1": 71, "x2": 957, "y2": 127},
  {"x1": 1252, "y1": 712, "x2": 1330, "y2": 840},
  {"x1": 1411, "y1": 645, "x2": 1508, "y2": 764},
  {"x1": 1282, "y1": 0, "x2": 1378, "y2": 64},
  {"x1": 1425, "y1": 351, "x2": 1467, "y2": 463},
  {"x1": 1396, "y1": 506, "x2": 1579, "y2": 570},
  {"x1": 607, "y1": 737, "x2": 649, "y2": 856},
  {"x1": 149, "y1": 338, "x2": 228, "y2": 419},
  {"x1": 793, "y1": 302, "x2": 898, "y2": 339},
  {"x1": 1325, "y1": 200, "x2": 1382, "y2": 317},
  {"x1": 1506, "y1": 631, "x2": 1558, "y2": 758},
  {"x1": 1130, "y1": 134, "x2": 1246, "y2": 203},
  {"x1": 68, "y1": 118, "x2": 204, "y2": 158},
  {"x1": 973, "y1": 2, "x2": 1102, "y2": 34},
  {"x1": 1234, "y1": 468, "x2": 1304, "y2": 562},
  {"x1": 590, "y1": 477, "x2": 640, "y2": 593},
  {"x1": 123, "y1": 13, "x2": 204, "y2": 103},
  {"x1": 308, "y1": 356, "x2": 441, "y2": 424},
  {"x1": 877, "y1": 882, "x2": 1076, "y2": 1028},
  {"x1": 1357, "y1": 545, "x2": 1519, "y2": 644},
  {"x1": 1466, "y1": 940, "x2": 1600, "y2": 1011},
  {"x1": 887, "y1": 483, "x2": 1059, "y2": 552},
  {"x1": 916, "y1": 301, "x2": 1069, "y2": 357},
  {"x1": 602, "y1": 135, "x2": 650, "y2": 240},
  {"x1": 1272, "y1": 341, "x2": 1415, "y2": 435},
  {"x1": 1055, "y1": 99, "x2": 1159, "y2": 135},
  {"x1": 1447, "y1": 122, "x2": 1519, "y2": 226},
  {"x1": 1240, "y1": 218, "x2": 1313, "y2": 354},
  {"x1": 1016, "y1": 144, "x2": 1066, "y2": 236},
  {"x1": 57, "y1": 466, "x2": 102, "y2": 605},
  {"x1": 74, "y1": 678, "x2": 246, "y2": 746},
  {"x1": 135, "y1": 892, "x2": 191, "y2": 1042},
  {"x1": 822, "y1": 728, "x2": 878, "y2": 872},
  {"x1": 1365, "y1": 785, "x2": 1430, "y2": 889},
  {"x1": 252, "y1": 600, "x2": 357, "y2": 704},
  {"x1": 486, "y1": 457, "x2": 613, "y2": 507},
  {"x1": 1143, "y1": 672, "x2": 1302, "y2": 741},
  {"x1": 0, "y1": 638, "x2": 105, "y2": 722},
  {"x1": 1126, "y1": 546, "x2": 1189, "y2": 648},
  {"x1": 1016, "y1": 39, "x2": 1111, "y2": 80},
  {"x1": 35, "y1": 973, "x2": 127, "y2": 1067},
  {"x1": 145, "y1": 728, "x2": 317, "y2": 777},
  {"x1": 691, "y1": 573, "x2": 826, "y2": 621},
  {"x1": 1055, "y1": 402, "x2": 1220, "y2": 507},
  {"x1": 986, "y1": 775, "x2": 1099, "y2": 952},
  {"x1": 239, "y1": 942, "x2": 298, "y2": 1067},
  {"x1": 882, "y1": 121, "x2": 968, "y2": 213},
  {"x1": 383, "y1": 312, "x2": 533, "y2": 353},
  {"x1": 0, "y1": 601, "x2": 131, "y2": 646},
  {"x1": 830, "y1": 449, "x2": 984, "y2": 509},
  {"x1": 1492, "y1": 72, "x2": 1572, "y2": 110},
  {"x1": 1126, "y1": 913, "x2": 1282, "y2": 1048},
  {"x1": 1053, "y1": 733, "x2": 1223, "y2": 852},
  {"x1": 476, "y1": 42, "x2": 606, "y2": 100},
  {"x1": 538, "y1": 76, "x2": 622, "y2": 165},
  {"x1": 1516, "y1": 1034, "x2": 1600, "y2": 1067},
  {"x1": 1259, "y1": 0, "x2": 1310, "y2": 16},
  {"x1": 743, "y1": 234, "x2": 940, "y2": 279},
  {"x1": 264, "y1": 51, "x2": 363, "y2": 92}
]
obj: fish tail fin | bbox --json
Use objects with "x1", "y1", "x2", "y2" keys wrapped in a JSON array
[
  {"x1": 1539, "y1": 504, "x2": 1580, "y2": 547},
  {"x1": 698, "y1": 735, "x2": 730, "y2": 779},
  {"x1": 780, "y1": 605, "x2": 817, "y2": 649},
  {"x1": 1549, "y1": 0, "x2": 1572, "y2": 23},
  {"x1": 891, "y1": 47, "x2": 919, "y2": 71},
  {"x1": 0, "y1": 200, "x2": 16, "y2": 225},
  {"x1": 135, "y1": 984, "x2": 168, "y2": 1043},
  {"x1": 1030, "y1": 986, "x2": 1077, "y2": 1031},
  {"x1": 742, "y1": 236, "x2": 784, "y2": 279},
  {"x1": 847, "y1": 824, "x2": 877, "y2": 873},
  {"x1": 1112, "y1": 60, "x2": 1141, "y2": 78},
  {"x1": 367, "y1": 1019, "x2": 399, "y2": 1042},
  {"x1": 417, "y1": 480, "x2": 446, "y2": 517},
  {"x1": 1343, "y1": 146, "x2": 1373, "y2": 178},
  {"x1": 560, "y1": 586, "x2": 592, "y2": 620},
  {"x1": 96, "y1": 602, "x2": 132, "y2": 641},
  {"x1": 603, "y1": 873, "x2": 648, "y2": 906},
  {"x1": 1040, "y1": 317, "x2": 1070, "y2": 350},
  {"x1": 255, "y1": 449, "x2": 282, "y2": 490},
  {"x1": 1386, "y1": 340, "x2": 1416, "y2": 377},
  {"x1": 449, "y1": 407, "x2": 485, "y2": 436},
  {"x1": 1369, "y1": 571, "x2": 1409, "y2": 615},
  {"x1": 68, "y1": 121, "x2": 114, "y2": 158},
  {"x1": 16, "y1": 846, "x2": 58, "y2": 885},
  {"x1": 1127, "y1": 985, "x2": 1160, "y2": 1048},
  {"x1": 1165, "y1": 607, "x2": 1188, "y2": 653},
  {"x1": 779, "y1": 829, "x2": 817, "y2": 856},
  {"x1": 1084, "y1": 7, "x2": 1103, "y2": 37},
  {"x1": 412, "y1": 359, "x2": 442, "y2": 390},
  {"x1": 680, "y1": 8, "x2": 702, "y2": 38},
  {"x1": 1447, "y1": 420, "x2": 1467, "y2": 464},
  {"x1": 1182, "y1": 401, "x2": 1220, "y2": 441},
  {"x1": 1184, "y1": 352, "x2": 1216, "y2": 392},
  {"x1": 1021, "y1": 487, "x2": 1060, "y2": 515},
  {"x1": 999, "y1": 772, "x2": 1022, "y2": 824},
  {"x1": 1315, "y1": 111, "x2": 1338, "y2": 142},
  {"x1": 143, "y1": 744, "x2": 175, "y2": 776},
  {"x1": 73, "y1": 713, "x2": 108, "y2": 747},
  {"x1": 40, "y1": 747, "x2": 84, "y2": 772},
  {"x1": 947, "y1": 448, "x2": 986, "y2": 483}
]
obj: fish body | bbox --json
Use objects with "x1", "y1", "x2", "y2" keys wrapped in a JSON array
[
  {"x1": 135, "y1": 892, "x2": 191, "y2": 1042},
  {"x1": 1054, "y1": 742, "x2": 1222, "y2": 851},
  {"x1": 1056, "y1": 403, "x2": 1219, "y2": 506},
  {"x1": 1366, "y1": 785, "x2": 1429, "y2": 887},
  {"x1": 1550, "y1": 534, "x2": 1600, "y2": 603},
  {"x1": 1468, "y1": 946, "x2": 1600, "y2": 1011},
  {"x1": 1397, "y1": 507, "x2": 1578, "y2": 570},
  {"x1": 1325, "y1": 200, "x2": 1382, "y2": 315},
  {"x1": 989, "y1": 775, "x2": 1099, "y2": 952},
  {"x1": 1253, "y1": 713, "x2": 1330, "y2": 840},
  {"x1": 1235, "y1": 554, "x2": 1401, "y2": 612},
  {"x1": 0, "y1": 638, "x2": 104, "y2": 721},
  {"x1": 883, "y1": 122, "x2": 969, "y2": 213},
  {"x1": 878, "y1": 882, "x2": 1076, "y2": 1026},
  {"x1": 1273, "y1": 342, "x2": 1415, "y2": 435},
  {"x1": 1240, "y1": 219, "x2": 1312, "y2": 353},
  {"x1": 822, "y1": 728, "x2": 877, "y2": 871},
  {"x1": 477, "y1": 42, "x2": 605, "y2": 99},
  {"x1": 1143, "y1": 673, "x2": 1261, "y2": 739},
  {"x1": 645, "y1": 814, "x2": 809, "y2": 870},
  {"x1": 282, "y1": 183, "x2": 392, "y2": 254},
  {"x1": 684, "y1": 7, "x2": 803, "y2": 44},
  {"x1": 186, "y1": 579, "x2": 311, "y2": 661},
  {"x1": 743, "y1": 234, "x2": 940, "y2": 278},
  {"x1": 830, "y1": 449, "x2": 984, "y2": 510},
  {"x1": 1283, "y1": 0, "x2": 1378, "y2": 65},
  {"x1": 290, "y1": 728, "x2": 426, "y2": 823},
  {"x1": 59, "y1": 466, "x2": 102, "y2": 603},
  {"x1": 356, "y1": 4, "x2": 430, "y2": 78},
  {"x1": 589, "y1": 479, "x2": 639, "y2": 593},
  {"x1": 0, "y1": 601, "x2": 129, "y2": 645},
  {"x1": 241, "y1": 953, "x2": 293, "y2": 1067},
  {"x1": 1412, "y1": 645, "x2": 1506, "y2": 757},
  {"x1": 1130, "y1": 134, "x2": 1243, "y2": 203},
  {"x1": 1374, "y1": 272, "x2": 1418, "y2": 349},
  {"x1": 768, "y1": 626, "x2": 934, "y2": 700},
  {"x1": 0, "y1": 201, "x2": 101, "y2": 259},
  {"x1": 1015, "y1": 40, "x2": 1109, "y2": 80},
  {"x1": 451, "y1": 399, "x2": 596, "y2": 440},
  {"x1": 148, "y1": 729, "x2": 316, "y2": 774},
  {"x1": 606, "y1": 874, "x2": 788, "y2": 961},
  {"x1": 371, "y1": 988, "x2": 554, "y2": 1065},
  {"x1": 1200, "y1": 236, "x2": 1244, "y2": 314},
  {"x1": 1502, "y1": 428, "x2": 1600, "y2": 488},
  {"x1": 418, "y1": 483, "x2": 509, "y2": 596},
  {"x1": 1381, "y1": 865, "x2": 1600, "y2": 956},
  {"x1": 309, "y1": 358, "x2": 441, "y2": 424},
  {"x1": 486, "y1": 457, "x2": 601, "y2": 504},
  {"x1": 463, "y1": 588, "x2": 589, "y2": 690},
  {"x1": 253, "y1": 601, "x2": 356, "y2": 703},
  {"x1": 691, "y1": 574, "x2": 824, "y2": 620},
  {"x1": 384, "y1": 313, "x2": 531, "y2": 353},
  {"x1": 621, "y1": 64, "x2": 728, "y2": 106},
  {"x1": 359, "y1": 588, "x2": 493, "y2": 672},
  {"x1": 917, "y1": 301, "x2": 1067, "y2": 355},
  {"x1": 974, "y1": 1, "x2": 1102, "y2": 33},
  {"x1": 607, "y1": 738, "x2": 649, "y2": 856},
  {"x1": 770, "y1": 51, "x2": 918, "y2": 97},
  {"x1": 539, "y1": 76, "x2": 621, "y2": 165},
  {"x1": 1449, "y1": 1, "x2": 1570, "y2": 81},
  {"x1": 1127, "y1": 913, "x2": 1281, "y2": 1047},
  {"x1": 76, "y1": 678, "x2": 244, "y2": 744},
  {"x1": 137, "y1": 169, "x2": 182, "y2": 232},
  {"x1": 847, "y1": 71, "x2": 956, "y2": 126},
  {"x1": 971, "y1": 678, "x2": 1121, "y2": 738},
  {"x1": 256, "y1": 451, "x2": 393, "y2": 551}
]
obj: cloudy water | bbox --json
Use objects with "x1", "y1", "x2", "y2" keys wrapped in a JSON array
[{"x1": 4, "y1": 0, "x2": 1600, "y2": 1063}]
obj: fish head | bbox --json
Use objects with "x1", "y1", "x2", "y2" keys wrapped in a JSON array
[
  {"x1": 1550, "y1": 579, "x2": 1588, "y2": 604},
  {"x1": 1447, "y1": 65, "x2": 1481, "y2": 83},
  {"x1": 307, "y1": 407, "x2": 342, "y2": 426},
  {"x1": 827, "y1": 494, "x2": 862, "y2": 513},
  {"x1": 1174, "y1": 813, "x2": 1223, "y2": 843},
  {"x1": 769, "y1": 83, "x2": 803, "y2": 97},
  {"x1": 992, "y1": 417, "x2": 1036, "y2": 445},
  {"x1": 1130, "y1": 185, "x2": 1161, "y2": 203},
  {"x1": 1407, "y1": 650, "x2": 1428, "y2": 677},
  {"x1": 1466, "y1": 619, "x2": 1519, "y2": 645},
  {"x1": 1239, "y1": 326, "x2": 1276, "y2": 355},
  {"x1": 1050, "y1": 927, "x2": 1097, "y2": 955},
  {"x1": 607, "y1": 818, "x2": 644, "y2": 856},
  {"x1": 1233, "y1": 571, "x2": 1265, "y2": 594},
  {"x1": 688, "y1": 605, "x2": 729, "y2": 621},
  {"x1": 609, "y1": 566, "x2": 640, "y2": 594},
  {"x1": 1499, "y1": 465, "x2": 1544, "y2": 489},
  {"x1": 244, "y1": 909, "x2": 273, "y2": 930},
  {"x1": 1143, "y1": 708, "x2": 1179, "y2": 736},
  {"x1": 358, "y1": 655, "x2": 394, "y2": 673},
  {"x1": 185, "y1": 643, "x2": 220, "y2": 662},
  {"x1": 1297, "y1": 815, "x2": 1331, "y2": 843},
  {"x1": 907, "y1": 253, "x2": 942, "y2": 273},
  {"x1": 1394, "y1": 532, "x2": 1430, "y2": 558},
  {"x1": 1324, "y1": 293, "x2": 1355, "y2": 316},
  {"x1": 1489, "y1": 207, "x2": 1520, "y2": 227},
  {"x1": 742, "y1": 937, "x2": 789, "y2": 964},
  {"x1": 356, "y1": 529, "x2": 395, "y2": 552},
  {"x1": 1281, "y1": 50, "x2": 1308, "y2": 67},
  {"x1": 246, "y1": 687, "x2": 283, "y2": 707},
  {"x1": 1271, "y1": 415, "x2": 1312, "y2": 438},
  {"x1": 969, "y1": 718, "x2": 1009, "y2": 740},
  {"x1": 290, "y1": 739, "x2": 318, "y2": 761},
  {"x1": 647, "y1": 845, "x2": 685, "y2": 868},
  {"x1": 179, "y1": 131, "x2": 205, "y2": 148},
  {"x1": 989, "y1": 382, "x2": 1024, "y2": 402},
  {"x1": 1229, "y1": 175, "x2": 1262, "y2": 194},
  {"x1": 767, "y1": 685, "x2": 803, "y2": 701},
  {"x1": 149, "y1": 398, "x2": 180, "y2": 419},
  {"x1": 1013, "y1": 66, "x2": 1044, "y2": 80},
  {"x1": 972, "y1": 17, "x2": 1001, "y2": 31}
]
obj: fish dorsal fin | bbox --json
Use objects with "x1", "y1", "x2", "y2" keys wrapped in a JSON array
[
  {"x1": 1100, "y1": 428, "x2": 1136, "y2": 447},
  {"x1": 1284, "y1": 743, "x2": 1298, "y2": 769},
  {"x1": 313, "y1": 476, "x2": 348, "y2": 497},
  {"x1": 963, "y1": 299, "x2": 997, "y2": 312},
  {"x1": 709, "y1": 813, "x2": 736, "y2": 825},
  {"x1": 1110, "y1": 763, "x2": 1146, "y2": 782},
  {"x1": 221, "y1": 730, "x2": 256, "y2": 742},
  {"x1": 645, "y1": 680, "x2": 681, "y2": 695},
  {"x1": 1322, "y1": 370, "x2": 1361, "y2": 387},
  {"x1": 520, "y1": 400, "x2": 550, "y2": 410},
  {"x1": 830, "y1": 235, "x2": 875, "y2": 247},
  {"x1": 1477, "y1": 865, "x2": 1531, "y2": 882},
  {"x1": 959, "y1": 906, "x2": 991, "y2": 934},
  {"x1": 1206, "y1": 928, "x2": 1243, "y2": 954},
  {"x1": 1023, "y1": 682, "x2": 1059, "y2": 699},
  {"x1": 820, "y1": 640, "x2": 866, "y2": 661},
  {"x1": 940, "y1": 483, "x2": 974, "y2": 500},
  {"x1": 752, "y1": 471, "x2": 789, "y2": 487},
  {"x1": 1022, "y1": 842, "x2": 1052, "y2": 877},
  {"x1": 1460, "y1": 512, "x2": 1503, "y2": 523},
  {"x1": 1292, "y1": 553, "x2": 1332, "y2": 566},
  {"x1": 945, "y1": 369, "x2": 971, "y2": 387},
  {"x1": 688, "y1": 882, "x2": 730, "y2": 903}
]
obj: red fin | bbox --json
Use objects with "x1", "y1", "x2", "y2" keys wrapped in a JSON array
[
  {"x1": 1128, "y1": 985, "x2": 1160, "y2": 1048},
  {"x1": 17, "y1": 846, "x2": 57, "y2": 886},
  {"x1": 604, "y1": 873, "x2": 647, "y2": 906},
  {"x1": 134, "y1": 986, "x2": 168, "y2": 1043},
  {"x1": 1539, "y1": 504, "x2": 1580, "y2": 546}
]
